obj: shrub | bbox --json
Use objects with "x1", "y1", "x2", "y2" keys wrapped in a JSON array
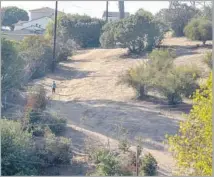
[
  {"x1": 1, "y1": 118, "x2": 41, "y2": 176},
  {"x1": 35, "y1": 132, "x2": 73, "y2": 167},
  {"x1": 118, "y1": 49, "x2": 200, "y2": 104},
  {"x1": 167, "y1": 73, "x2": 212, "y2": 176},
  {"x1": 88, "y1": 147, "x2": 110, "y2": 164},
  {"x1": 20, "y1": 36, "x2": 53, "y2": 79},
  {"x1": 44, "y1": 112, "x2": 67, "y2": 135},
  {"x1": 90, "y1": 150, "x2": 120, "y2": 176},
  {"x1": 140, "y1": 153, "x2": 158, "y2": 176},
  {"x1": 1, "y1": 38, "x2": 25, "y2": 94},
  {"x1": 26, "y1": 85, "x2": 47, "y2": 111},
  {"x1": 157, "y1": 65, "x2": 200, "y2": 104},
  {"x1": 184, "y1": 17, "x2": 212, "y2": 45},
  {"x1": 100, "y1": 9, "x2": 165, "y2": 54},
  {"x1": 25, "y1": 109, "x2": 67, "y2": 136},
  {"x1": 155, "y1": 3, "x2": 199, "y2": 37},
  {"x1": 203, "y1": 51, "x2": 212, "y2": 69},
  {"x1": 46, "y1": 14, "x2": 104, "y2": 49},
  {"x1": 118, "y1": 139, "x2": 131, "y2": 153},
  {"x1": 117, "y1": 49, "x2": 174, "y2": 98},
  {"x1": 118, "y1": 151, "x2": 136, "y2": 176}
]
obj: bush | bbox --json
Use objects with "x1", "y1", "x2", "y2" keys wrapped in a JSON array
[
  {"x1": 184, "y1": 17, "x2": 212, "y2": 45},
  {"x1": 100, "y1": 9, "x2": 166, "y2": 54},
  {"x1": 35, "y1": 132, "x2": 72, "y2": 167},
  {"x1": 157, "y1": 65, "x2": 200, "y2": 104},
  {"x1": 26, "y1": 85, "x2": 47, "y2": 111},
  {"x1": 203, "y1": 52, "x2": 212, "y2": 69},
  {"x1": 1, "y1": 118, "x2": 41, "y2": 176},
  {"x1": 117, "y1": 49, "x2": 174, "y2": 99},
  {"x1": 25, "y1": 109, "x2": 67, "y2": 136},
  {"x1": 167, "y1": 73, "x2": 212, "y2": 176},
  {"x1": 20, "y1": 36, "x2": 53, "y2": 79},
  {"x1": 1, "y1": 38, "x2": 25, "y2": 94},
  {"x1": 118, "y1": 49, "x2": 200, "y2": 104},
  {"x1": 1, "y1": 117, "x2": 72, "y2": 175},
  {"x1": 46, "y1": 14, "x2": 104, "y2": 49},
  {"x1": 90, "y1": 149, "x2": 120, "y2": 176},
  {"x1": 140, "y1": 153, "x2": 158, "y2": 176},
  {"x1": 118, "y1": 139, "x2": 131, "y2": 153},
  {"x1": 155, "y1": 3, "x2": 199, "y2": 37}
]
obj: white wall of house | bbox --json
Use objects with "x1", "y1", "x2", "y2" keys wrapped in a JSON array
[{"x1": 14, "y1": 17, "x2": 52, "y2": 31}]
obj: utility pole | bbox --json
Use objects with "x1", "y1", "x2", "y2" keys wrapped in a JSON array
[
  {"x1": 106, "y1": 1, "x2": 109, "y2": 22},
  {"x1": 52, "y1": 1, "x2": 58, "y2": 73},
  {"x1": 118, "y1": 0, "x2": 125, "y2": 19}
]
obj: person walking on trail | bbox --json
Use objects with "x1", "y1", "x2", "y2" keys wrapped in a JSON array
[{"x1": 52, "y1": 81, "x2": 56, "y2": 93}]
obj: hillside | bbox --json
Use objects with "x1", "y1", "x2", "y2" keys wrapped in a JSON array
[{"x1": 4, "y1": 36, "x2": 212, "y2": 175}]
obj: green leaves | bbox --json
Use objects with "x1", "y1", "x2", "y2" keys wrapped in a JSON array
[
  {"x1": 100, "y1": 9, "x2": 165, "y2": 54},
  {"x1": 184, "y1": 17, "x2": 212, "y2": 44},
  {"x1": 118, "y1": 49, "x2": 200, "y2": 104},
  {"x1": 168, "y1": 73, "x2": 212, "y2": 175},
  {"x1": 1, "y1": 6, "x2": 29, "y2": 30}
]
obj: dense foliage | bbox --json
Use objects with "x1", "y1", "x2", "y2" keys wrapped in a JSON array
[
  {"x1": 140, "y1": 153, "x2": 158, "y2": 176},
  {"x1": 167, "y1": 73, "x2": 212, "y2": 175},
  {"x1": 1, "y1": 6, "x2": 29, "y2": 30},
  {"x1": 100, "y1": 9, "x2": 166, "y2": 54},
  {"x1": 46, "y1": 14, "x2": 104, "y2": 48},
  {"x1": 184, "y1": 17, "x2": 212, "y2": 45},
  {"x1": 1, "y1": 38, "x2": 24, "y2": 94},
  {"x1": 155, "y1": 3, "x2": 199, "y2": 36},
  {"x1": 118, "y1": 49, "x2": 200, "y2": 104}
]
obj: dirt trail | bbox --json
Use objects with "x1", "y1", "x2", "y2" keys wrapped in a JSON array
[{"x1": 33, "y1": 48, "x2": 182, "y2": 175}]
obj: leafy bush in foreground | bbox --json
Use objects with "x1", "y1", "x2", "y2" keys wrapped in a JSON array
[
  {"x1": 167, "y1": 73, "x2": 212, "y2": 176},
  {"x1": 140, "y1": 153, "x2": 158, "y2": 176}
]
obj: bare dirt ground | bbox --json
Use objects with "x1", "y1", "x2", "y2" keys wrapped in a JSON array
[{"x1": 28, "y1": 37, "x2": 211, "y2": 176}]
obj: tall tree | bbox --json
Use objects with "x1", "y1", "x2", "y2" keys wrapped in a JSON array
[{"x1": 1, "y1": 6, "x2": 29, "y2": 30}]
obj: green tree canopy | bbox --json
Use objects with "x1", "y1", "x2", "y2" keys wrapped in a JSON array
[
  {"x1": 100, "y1": 9, "x2": 166, "y2": 54},
  {"x1": 167, "y1": 73, "x2": 212, "y2": 175},
  {"x1": 1, "y1": 6, "x2": 29, "y2": 30},
  {"x1": 155, "y1": 3, "x2": 199, "y2": 36},
  {"x1": 184, "y1": 17, "x2": 212, "y2": 45},
  {"x1": 1, "y1": 38, "x2": 24, "y2": 94},
  {"x1": 46, "y1": 14, "x2": 105, "y2": 48}
]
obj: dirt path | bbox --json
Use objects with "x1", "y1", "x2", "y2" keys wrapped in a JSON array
[{"x1": 33, "y1": 48, "x2": 183, "y2": 175}]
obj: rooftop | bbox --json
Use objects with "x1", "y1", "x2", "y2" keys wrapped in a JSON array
[{"x1": 102, "y1": 11, "x2": 130, "y2": 18}]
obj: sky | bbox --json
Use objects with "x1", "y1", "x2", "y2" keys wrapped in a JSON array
[{"x1": 1, "y1": 1, "x2": 169, "y2": 18}]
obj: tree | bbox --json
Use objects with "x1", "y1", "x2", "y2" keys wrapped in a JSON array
[
  {"x1": 184, "y1": 17, "x2": 212, "y2": 45},
  {"x1": 1, "y1": 38, "x2": 24, "y2": 94},
  {"x1": 20, "y1": 36, "x2": 53, "y2": 79},
  {"x1": 46, "y1": 14, "x2": 104, "y2": 48},
  {"x1": 118, "y1": 49, "x2": 200, "y2": 104},
  {"x1": 1, "y1": 6, "x2": 29, "y2": 30},
  {"x1": 167, "y1": 73, "x2": 212, "y2": 176},
  {"x1": 1, "y1": 119, "x2": 40, "y2": 175},
  {"x1": 100, "y1": 9, "x2": 166, "y2": 54},
  {"x1": 156, "y1": 3, "x2": 199, "y2": 36}
]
